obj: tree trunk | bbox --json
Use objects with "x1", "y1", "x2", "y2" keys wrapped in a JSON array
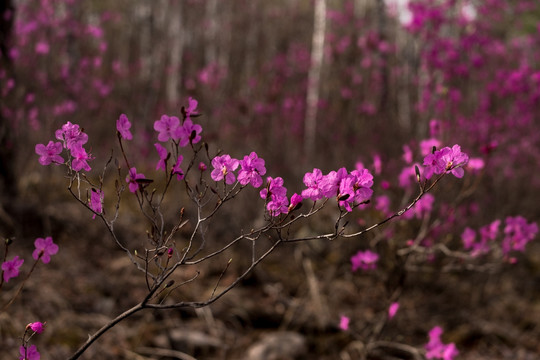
[{"x1": 304, "y1": 0, "x2": 326, "y2": 162}]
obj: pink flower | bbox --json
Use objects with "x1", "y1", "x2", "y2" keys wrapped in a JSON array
[
  {"x1": 425, "y1": 326, "x2": 459, "y2": 360},
  {"x1": 172, "y1": 155, "x2": 185, "y2": 180},
  {"x1": 288, "y1": 193, "x2": 303, "y2": 212},
  {"x1": 70, "y1": 146, "x2": 93, "y2": 172},
  {"x1": 185, "y1": 97, "x2": 199, "y2": 118},
  {"x1": 502, "y1": 216, "x2": 538, "y2": 255},
  {"x1": 28, "y1": 322, "x2": 45, "y2": 334},
  {"x1": 301, "y1": 168, "x2": 325, "y2": 201},
  {"x1": 126, "y1": 167, "x2": 145, "y2": 193},
  {"x1": 154, "y1": 115, "x2": 181, "y2": 142},
  {"x1": 32, "y1": 237, "x2": 58, "y2": 264},
  {"x1": 388, "y1": 302, "x2": 400, "y2": 319},
  {"x1": 238, "y1": 152, "x2": 266, "y2": 188},
  {"x1": 154, "y1": 143, "x2": 168, "y2": 171},
  {"x1": 19, "y1": 344, "x2": 40, "y2": 360},
  {"x1": 199, "y1": 162, "x2": 207, "y2": 172},
  {"x1": 339, "y1": 315, "x2": 350, "y2": 331},
  {"x1": 211, "y1": 155, "x2": 239, "y2": 184},
  {"x1": 423, "y1": 145, "x2": 468, "y2": 179},
  {"x1": 35, "y1": 141, "x2": 63, "y2": 166},
  {"x1": 178, "y1": 118, "x2": 203, "y2": 147},
  {"x1": 2, "y1": 255, "x2": 24, "y2": 282},
  {"x1": 55, "y1": 122, "x2": 88, "y2": 152},
  {"x1": 351, "y1": 250, "x2": 379, "y2": 271},
  {"x1": 116, "y1": 114, "x2": 133, "y2": 140},
  {"x1": 260, "y1": 177, "x2": 289, "y2": 216},
  {"x1": 89, "y1": 189, "x2": 103, "y2": 219}
]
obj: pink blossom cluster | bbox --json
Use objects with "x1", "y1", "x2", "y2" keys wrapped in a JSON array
[
  {"x1": 350, "y1": 249, "x2": 379, "y2": 271},
  {"x1": 1, "y1": 237, "x2": 57, "y2": 283},
  {"x1": 301, "y1": 167, "x2": 374, "y2": 212},
  {"x1": 423, "y1": 145, "x2": 469, "y2": 179},
  {"x1": 425, "y1": 326, "x2": 459, "y2": 360},
  {"x1": 462, "y1": 217, "x2": 538, "y2": 258},
  {"x1": 35, "y1": 121, "x2": 93, "y2": 171}
]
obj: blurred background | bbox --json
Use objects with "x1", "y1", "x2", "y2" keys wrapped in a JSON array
[{"x1": 1, "y1": 0, "x2": 539, "y2": 359}]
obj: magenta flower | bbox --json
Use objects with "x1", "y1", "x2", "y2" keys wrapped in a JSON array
[
  {"x1": 260, "y1": 176, "x2": 287, "y2": 200},
  {"x1": 388, "y1": 302, "x2": 400, "y2": 319},
  {"x1": 502, "y1": 216, "x2": 538, "y2": 255},
  {"x1": 154, "y1": 115, "x2": 181, "y2": 142},
  {"x1": 172, "y1": 155, "x2": 185, "y2": 180},
  {"x1": 319, "y1": 168, "x2": 348, "y2": 198},
  {"x1": 199, "y1": 162, "x2": 207, "y2": 172},
  {"x1": 211, "y1": 155, "x2": 239, "y2": 184},
  {"x1": 288, "y1": 193, "x2": 303, "y2": 212},
  {"x1": 351, "y1": 250, "x2": 379, "y2": 271},
  {"x1": 404, "y1": 193, "x2": 435, "y2": 220},
  {"x1": 423, "y1": 145, "x2": 468, "y2": 179},
  {"x1": 116, "y1": 113, "x2": 133, "y2": 140},
  {"x1": 238, "y1": 152, "x2": 266, "y2": 188},
  {"x1": 2, "y1": 255, "x2": 24, "y2": 282},
  {"x1": 339, "y1": 315, "x2": 350, "y2": 331},
  {"x1": 425, "y1": 326, "x2": 459, "y2": 360},
  {"x1": 461, "y1": 227, "x2": 477, "y2": 250},
  {"x1": 89, "y1": 188, "x2": 103, "y2": 219},
  {"x1": 126, "y1": 167, "x2": 146, "y2": 193},
  {"x1": 338, "y1": 169, "x2": 374, "y2": 212},
  {"x1": 35, "y1": 141, "x2": 64, "y2": 166},
  {"x1": 32, "y1": 237, "x2": 58, "y2": 264},
  {"x1": 55, "y1": 121, "x2": 88, "y2": 151},
  {"x1": 154, "y1": 143, "x2": 169, "y2": 171},
  {"x1": 185, "y1": 96, "x2": 199, "y2": 118},
  {"x1": 178, "y1": 118, "x2": 203, "y2": 147},
  {"x1": 28, "y1": 322, "x2": 45, "y2": 334},
  {"x1": 19, "y1": 344, "x2": 40, "y2": 360},
  {"x1": 70, "y1": 146, "x2": 93, "y2": 172},
  {"x1": 439, "y1": 145, "x2": 469, "y2": 178},
  {"x1": 301, "y1": 168, "x2": 325, "y2": 201}
]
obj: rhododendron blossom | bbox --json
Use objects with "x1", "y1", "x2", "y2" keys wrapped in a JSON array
[
  {"x1": 32, "y1": 237, "x2": 58, "y2": 264},
  {"x1": 89, "y1": 189, "x2": 103, "y2": 219},
  {"x1": 35, "y1": 141, "x2": 63, "y2": 166},
  {"x1": 424, "y1": 145, "x2": 468, "y2": 179},
  {"x1": 126, "y1": 167, "x2": 146, "y2": 193},
  {"x1": 178, "y1": 118, "x2": 203, "y2": 147},
  {"x1": 2, "y1": 255, "x2": 24, "y2": 282},
  {"x1": 19, "y1": 344, "x2": 40, "y2": 360},
  {"x1": 425, "y1": 326, "x2": 459, "y2": 360},
  {"x1": 154, "y1": 115, "x2": 181, "y2": 142},
  {"x1": 116, "y1": 113, "x2": 133, "y2": 140},
  {"x1": 351, "y1": 250, "x2": 379, "y2": 271},
  {"x1": 211, "y1": 155, "x2": 239, "y2": 184},
  {"x1": 502, "y1": 216, "x2": 538, "y2": 255},
  {"x1": 237, "y1": 152, "x2": 266, "y2": 188},
  {"x1": 172, "y1": 155, "x2": 185, "y2": 180},
  {"x1": 339, "y1": 315, "x2": 350, "y2": 331},
  {"x1": 28, "y1": 322, "x2": 45, "y2": 334},
  {"x1": 154, "y1": 143, "x2": 168, "y2": 171},
  {"x1": 388, "y1": 302, "x2": 400, "y2": 319}
]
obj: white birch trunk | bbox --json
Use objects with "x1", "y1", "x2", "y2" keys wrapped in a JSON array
[{"x1": 304, "y1": 0, "x2": 327, "y2": 161}]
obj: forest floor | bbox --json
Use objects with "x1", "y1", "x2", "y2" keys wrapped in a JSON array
[{"x1": 1, "y1": 198, "x2": 539, "y2": 360}]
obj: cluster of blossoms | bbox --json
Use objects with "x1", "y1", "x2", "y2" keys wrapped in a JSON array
[
  {"x1": 462, "y1": 217, "x2": 538, "y2": 259},
  {"x1": 19, "y1": 321, "x2": 46, "y2": 360},
  {"x1": 350, "y1": 249, "x2": 379, "y2": 271},
  {"x1": 1, "y1": 237, "x2": 58, "y2": 283},
  {"x1": 35, "y1": 121, "x2": 93, "y2": 171},
  {"x1": 301, "y1": 167, "x2": 374, "y2": 212},
  {"x1": 425, "y1": 326, "x2": 459, "y2": 360}
]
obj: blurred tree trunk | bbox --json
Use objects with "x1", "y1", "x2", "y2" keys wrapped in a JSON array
[
  {"x1": 304, "y1": 0, "x2": 326, "y2": 162},
  {"x1": 205, "y1": 0, "x2": 218, "y2": 66},
  {"x1": 166, "y1": 0, "x2": 183, "y2": 107}
]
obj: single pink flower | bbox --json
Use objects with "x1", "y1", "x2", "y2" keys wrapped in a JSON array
[
  {"x1": 388, "y1": 302, "x2": 400, "y2": 319},
  {"x1": 2, "y1": 255, "x2": 24, "y2": 282},
  {"x1": 28, "y1": 322, "x2": 45, "y2": 334},
  {"x1": 339, "y1": 315, "x2": 350, "y2": 331},
  {"x1": 154, "y1": 143, "x2": 168, "y2": 171},
  {"x1": 116, "y1": 113, "x2": 133, "y2": 140},
  {"x1": 32, "y1": 237, "x2": 58, "y2": 264},
  {"x1": 19, "y1": 344, "x2": 40, "y2": 360},
  {"x1": 35, "y1": 141, "x2": 64, "y2": 166},
  {"x1": 126, "y1": 167, "x2": 146, "y2": 193},
  {"x1": 172, "y1": 155, "x2": 185, "y2": 180}
]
